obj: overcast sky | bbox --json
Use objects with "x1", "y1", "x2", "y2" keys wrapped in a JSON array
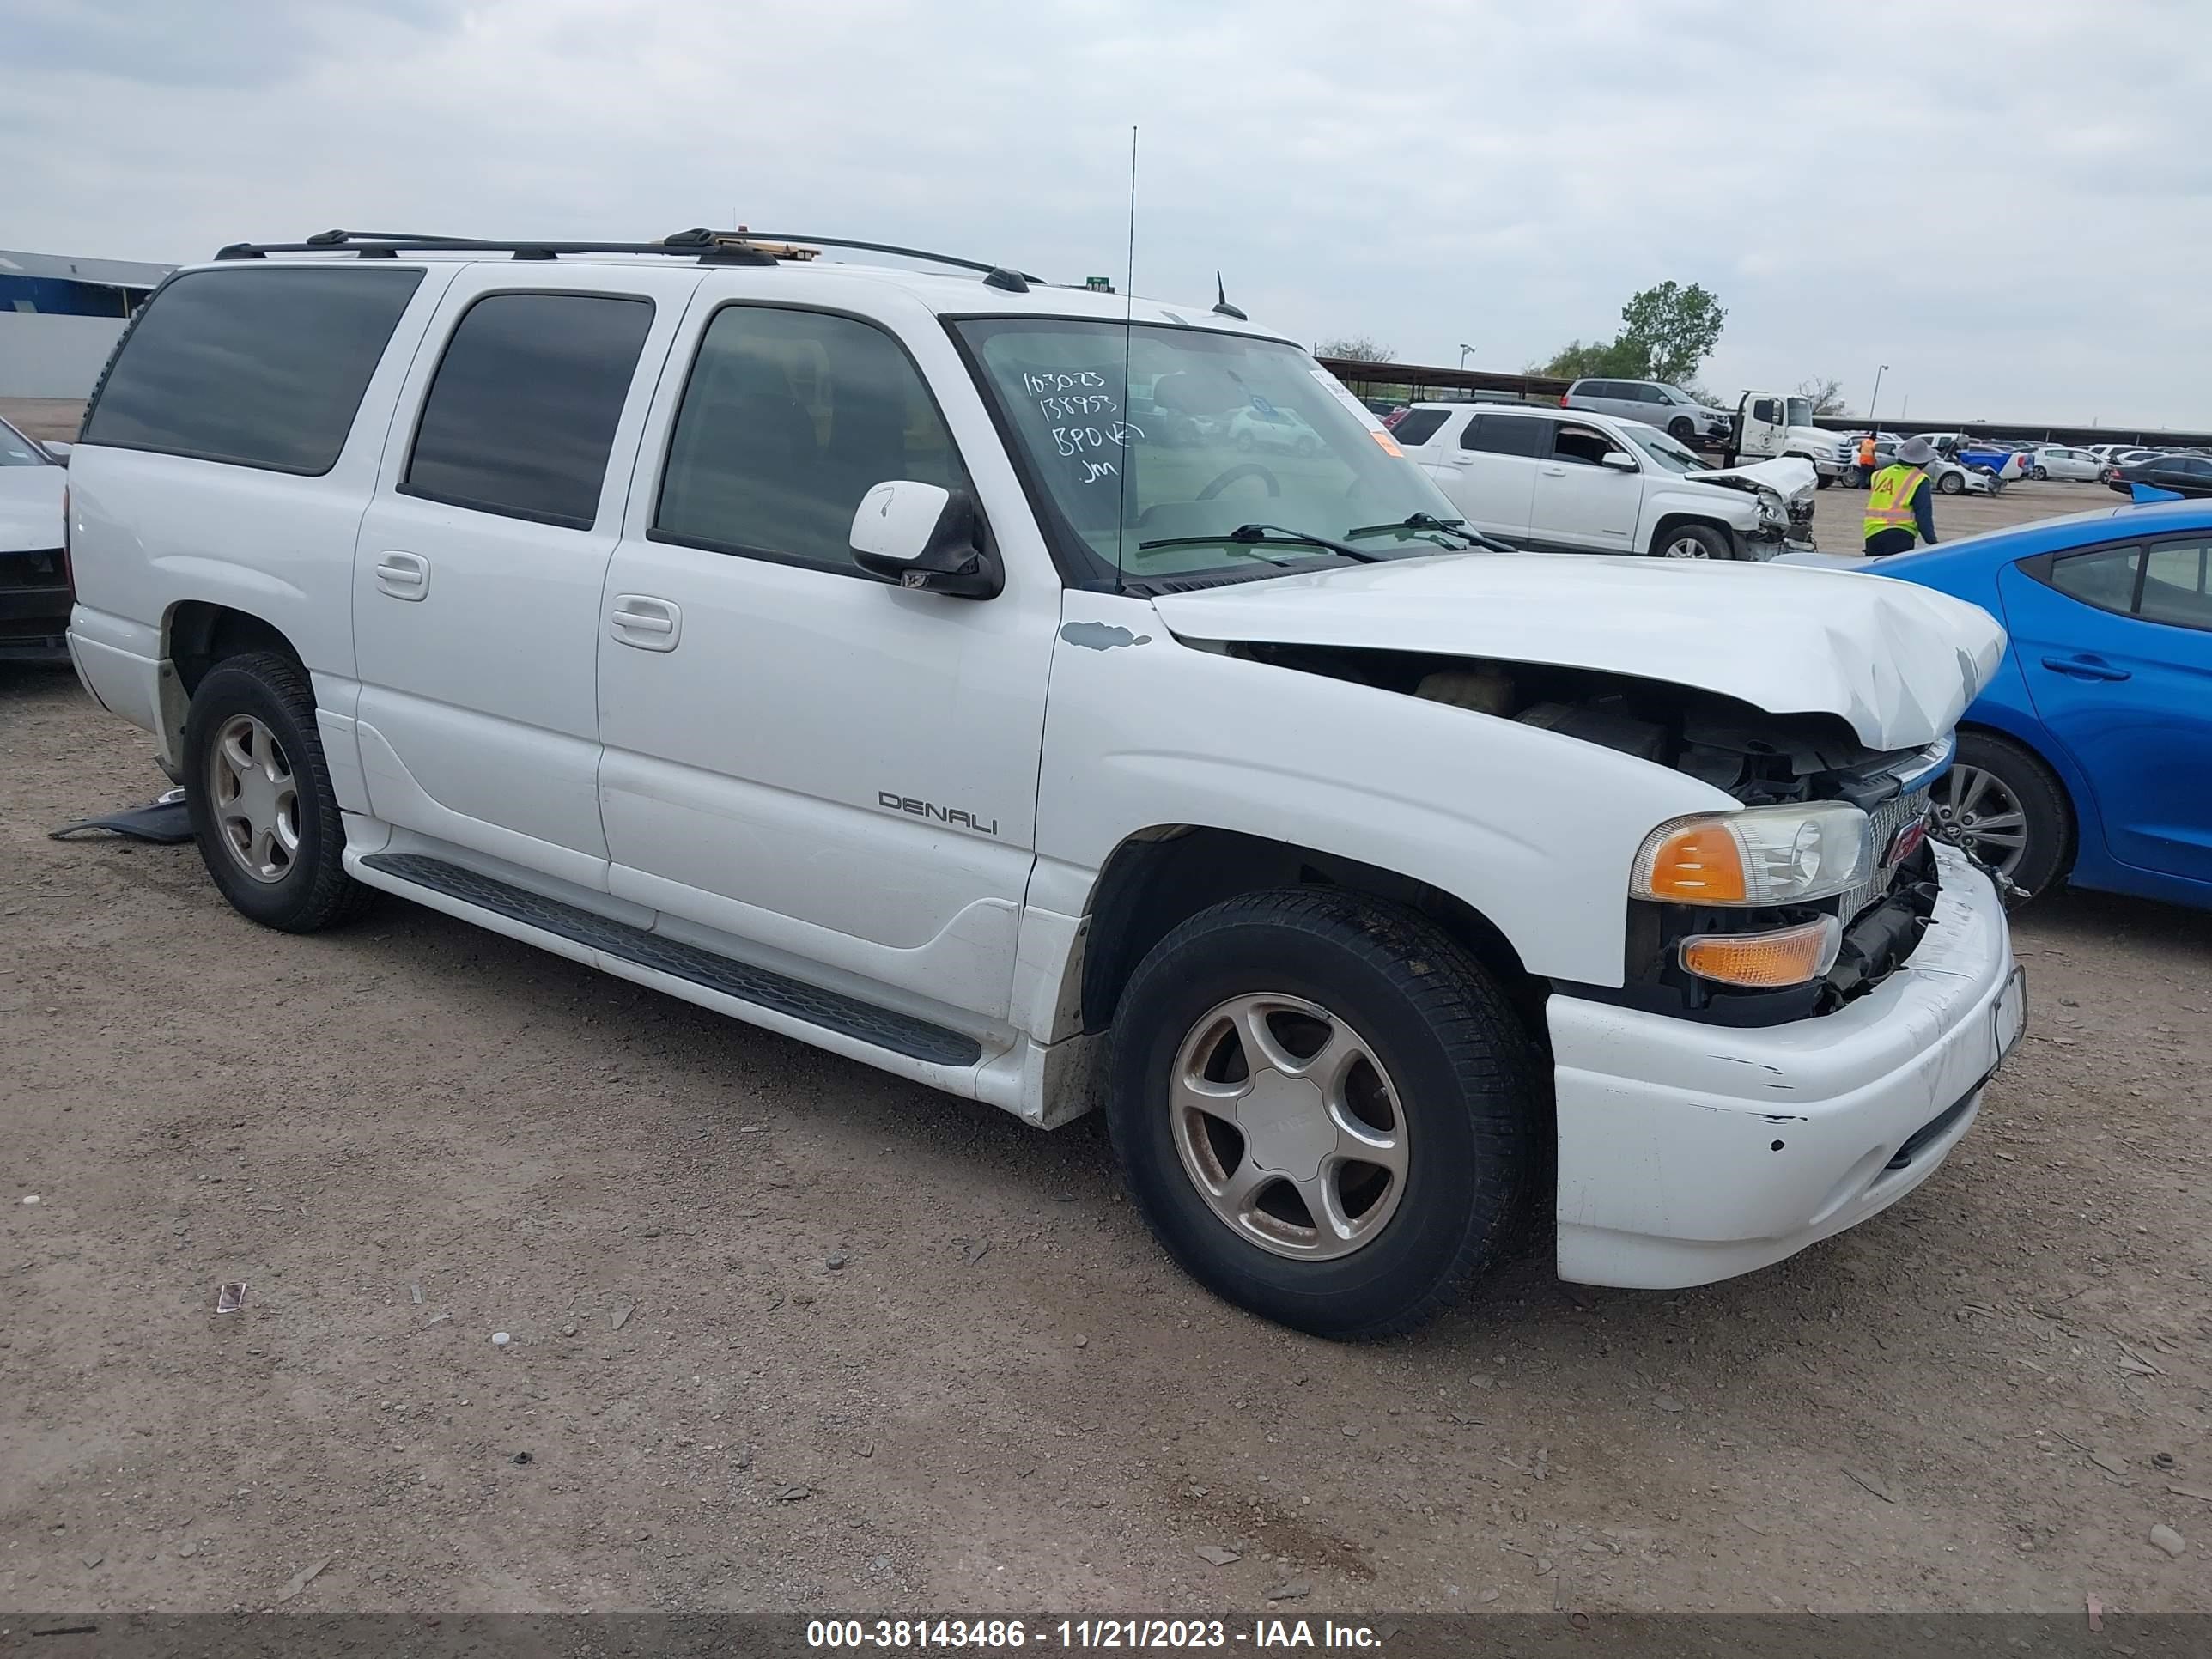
[{"x1": 6, "y1": 0, "x2": 2206, "y2": 428}]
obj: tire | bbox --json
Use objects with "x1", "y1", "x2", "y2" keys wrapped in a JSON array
[
  {"x1": 1933, "y1": 730, "x2": 2073, "y2": 904},
  {"x1": 182, "y1": 650, "x2": 368, "y2": 933},
  {"x1": 1105, "y1": 889, "x2": 1542, "y2": 1340},
  {"x1": 1654, "y1": 522, "x2": 1732, "y2": 560},
  {"x1": 1938, "y1": 470, "x2": 1966, "y2": 495},
  {"x1": 1815, "y1": 471, "x2": 1833, "y2": 490},
  {"x1": 1667, "y1": 416, "x2": 1696, "y2": 444},
  {"x1": 2031, "y1": 465, "x2": 2048, "y2": 481}
]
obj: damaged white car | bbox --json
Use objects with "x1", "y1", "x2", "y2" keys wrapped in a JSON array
[
  {"x1": 1391, "y1": 398, "x2": 1817, "y2": 558},
  {"x1": 66, "y1": 234, "x2": 2019, "y2": 1340}
]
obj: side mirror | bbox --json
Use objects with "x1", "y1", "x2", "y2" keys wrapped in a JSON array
[
  {"x1": 41, "y1": 441, "x2": 72, "y2": 464},
  {"x1": 849, "y1": 481, "x2": 1000, "y2": 599},
  {"x1": 1601, "y1": 451, "x2": 1638, "y2": 471}
]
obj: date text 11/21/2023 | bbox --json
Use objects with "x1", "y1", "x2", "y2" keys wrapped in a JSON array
[{"x1": 804, "y1": 1617, "x2": 1385, "y2": 1650}]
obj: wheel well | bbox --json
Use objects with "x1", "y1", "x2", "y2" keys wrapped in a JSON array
[
  {"x1": 167, "y1": 603, "x2": 301, "y2": 697},
  {"x1": 1079, "y1": 827, "x2": 1545, "y2": 1041},
  {"x1": 1646, "y1": 513, "x2": 1732, "y2": 557},
  {"x1": 1957, "y1": 720, "x2": 2081, "y2": 877}
]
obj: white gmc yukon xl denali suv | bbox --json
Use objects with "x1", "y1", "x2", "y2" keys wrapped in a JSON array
[{"x1": 64, "y1": 230, "x2": 2025, "y2": 1338}]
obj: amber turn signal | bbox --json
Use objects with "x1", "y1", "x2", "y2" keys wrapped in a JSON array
[
  {"x1": 1678, "y1": 916, "x2": 1841, "y2": 989},
  {"x1": 1633, "y1": 821, "x2": 1748, "y2": 903}
]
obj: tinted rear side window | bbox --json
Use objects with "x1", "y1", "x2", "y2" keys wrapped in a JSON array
[
  {"x1": 403, "y1": 292, "x2": 654, "y2": 530},
  {"x1": 1462, "y1": 413, "x2": 1548, "y2": 457},
  {"x1": 1389, "y1": 408, "x2": 1451, "y2": 447},
  {"x1": 82, "y1": 266, "x2": 423, "y2": 474}
]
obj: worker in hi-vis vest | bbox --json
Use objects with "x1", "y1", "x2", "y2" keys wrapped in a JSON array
[{"x1": 1863, "y1": 435, "x2": 1939, "y2": 556}]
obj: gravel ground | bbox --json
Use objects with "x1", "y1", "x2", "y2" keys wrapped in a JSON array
[{"x1": 3, "y1": 602, "x2": 2208, "y2": 1620}]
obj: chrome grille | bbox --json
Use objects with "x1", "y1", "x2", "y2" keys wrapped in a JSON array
[{"x1": 1841, "y1": 787, "x2": 1929, "y2": 921}]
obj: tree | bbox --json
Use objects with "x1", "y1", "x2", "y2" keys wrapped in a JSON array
[
  {"x1": 1795, "y1": 376, "x2": 1847, "y2": 416},
  {"x1": 1615, "y1": 280, "x2": 1727, "y2": 386},
  {"x1": 1538, "y1": 337, "x2": 1650, "y2": 380},
  {"x1": 1316, "y1": 335, "x2": 1394, "y2": 363}
]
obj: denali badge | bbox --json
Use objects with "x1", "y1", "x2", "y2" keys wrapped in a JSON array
[{"x1": 878, "y1": 792, "x2": 1000, "y2": 836}]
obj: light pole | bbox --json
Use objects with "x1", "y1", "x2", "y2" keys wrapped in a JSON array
[
  {"x1": 1868, "y1": 364, "x2": 1889, "y2": 430},
  {"x1": 1459, "y1": 343, "x2": 1478, "y2": 371}
]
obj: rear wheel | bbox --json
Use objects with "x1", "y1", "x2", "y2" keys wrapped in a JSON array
[
  {"x1": 1106, "y1": 890, "x2": 1540, "y2": 1340},
  {"x1": 1656, "y1": 523, "x2": 1732, "y2": 560},
  {"x1": 1932, "y1": 731, "x2": 2072, "y2": 903},
  {"x1": 2031, "y1": 465, "x2": 2049, "y2": 481},
  {"x1": 183, "y1": 651, "x2": 367, "y2": 933}
]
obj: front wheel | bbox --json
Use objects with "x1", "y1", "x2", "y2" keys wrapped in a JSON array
[
  {"x1": 1656, "y1": 523, "x2": 1732, "y2": 560},
  {"x1": 1938, "y1": 471, "x2": 1966, "y2": 495},
  {"x1": 183, "y1": 651, "x2": 367, "y2": 933},
  {"x1": 1668, "y1": 417, "x2": 1696, "y2": 444},
  {"x1": 1106, "y1": 890, "x2": 1541, "y2": 1340}
]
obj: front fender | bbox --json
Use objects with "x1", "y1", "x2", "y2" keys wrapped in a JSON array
[{"x1": 1035, "y1": 592, "x2": 1737, "y2": 988}]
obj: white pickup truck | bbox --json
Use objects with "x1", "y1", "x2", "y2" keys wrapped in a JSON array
[
  {"x1": 64, "y1": 229, "x2": 2022, "y2": 1338},
  {"x1": 1725, "y1": 392, "x2": 1844, "y2": 484}
]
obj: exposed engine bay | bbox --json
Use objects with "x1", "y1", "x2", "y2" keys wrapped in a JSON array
[{"x1": 1228, "y1": 641, "x2": 1923, "y2": 805}]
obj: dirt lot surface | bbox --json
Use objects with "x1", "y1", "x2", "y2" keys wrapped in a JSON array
[{"x1": 5, "y1": 668, "x2": 2209, "y2": 1620}]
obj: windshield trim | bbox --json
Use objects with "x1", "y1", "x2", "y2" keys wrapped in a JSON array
[{"x1": 943, "y1": 313, "x2": 1458, "y2": 592}]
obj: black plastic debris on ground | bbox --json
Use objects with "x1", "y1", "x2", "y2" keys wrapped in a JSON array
[{"x1": 51, "y1": 786, "x2": 192, "y2": 844}]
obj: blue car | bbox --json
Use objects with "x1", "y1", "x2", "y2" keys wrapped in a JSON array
[{"x1": 1857, "y1": 501, "x2": 2212, "y2": 910}]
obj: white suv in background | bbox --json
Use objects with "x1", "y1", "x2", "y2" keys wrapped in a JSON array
[
  {"x1": 1389, "y1": 400, "x2": 1818, "y2": 558},
  {"x1": 65, "y1": 229, "x2": 2016, "y2": 1337}
]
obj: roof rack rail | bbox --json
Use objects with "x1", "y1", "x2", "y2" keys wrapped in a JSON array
[{"x1": 211, "y1": 228, "x2": 1040, "y2": 289}]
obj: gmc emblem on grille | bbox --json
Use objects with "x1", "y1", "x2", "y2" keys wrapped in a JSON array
[{"x1": 1883, "y1": 816, "x2": 1930, "y2": 871}]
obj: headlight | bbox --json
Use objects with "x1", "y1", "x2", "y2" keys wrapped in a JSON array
[
  {"x1": 1756, "y1": 495, "x2": 1784, "y2": 526},
  {"x1": 1631, "y1": 802, "x2": 1872, "y2": 905}
]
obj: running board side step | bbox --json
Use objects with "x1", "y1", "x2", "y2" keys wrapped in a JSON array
[{"x1": 356, "y1": 852, "x2": 983, "y2": 1068}]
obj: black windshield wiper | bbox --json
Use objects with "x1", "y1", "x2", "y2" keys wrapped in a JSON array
[
  {"x1": 1346, "y1": 512, "x2": 1516, "y2": 553},
  {"x1": 1135, "y1": 523, "x2": 1383, "y2": 563}
]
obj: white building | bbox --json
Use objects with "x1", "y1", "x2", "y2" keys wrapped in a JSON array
[{"x1": 0, "y1": 248, "x2": 174, "y2": 398}]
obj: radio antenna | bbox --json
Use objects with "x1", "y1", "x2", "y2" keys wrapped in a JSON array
[{"x1": 1114, "y1": 125, "x2": 1138, "y2": 596}]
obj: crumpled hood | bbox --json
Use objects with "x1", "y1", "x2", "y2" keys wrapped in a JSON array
[
  {"x1": 1152, "y1": 551, "x2": 2006, "y2": 750},
  {"x1": 0, "y1": 468, "x2": 65, "y2": 554},
  {"x1": 1686, "y1": 456, "x2": 1816, "y2": 499}
]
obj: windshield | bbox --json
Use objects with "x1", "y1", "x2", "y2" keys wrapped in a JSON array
[
  {"x1": 1785, "y1": 397, "x2": 1815, "y2": 428},
  {"x1": 0, "y1": 422, "x2": 51, "y2": 466},
  {"x1": 954, "y1": 318, "x2": 1468, "y2": 584},
  {"x1": 1621, "y1": 423, "x2": 1713, "y2": 475},
  {"x1": 1653, "y1": 383, "x2": 1699, "y2": 407}
]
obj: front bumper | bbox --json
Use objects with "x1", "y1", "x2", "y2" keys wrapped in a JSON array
[
  {"x1": 1549, "y1": 842, "x2": 2021, "y2": 1289},
  {"x1": 0, "y1": 578, "x2": 73, "y2": 664}
]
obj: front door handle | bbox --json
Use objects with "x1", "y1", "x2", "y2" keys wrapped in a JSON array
[
  {"x1": 2040, "y1": 654, "x2": 2130, "y2": 682},
  {"x1": 611, "y1": 594, "x2": 681, "y2": 652},
  {"x1": 1540, "y1": 465, "x2": 1567, "y2": 477},
  {"x1": 374, "y1": 550, "x2": 429, "y2": 600}
]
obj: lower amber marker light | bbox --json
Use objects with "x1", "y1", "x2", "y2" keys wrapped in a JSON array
[{"x1": 1678, "y1": 916, "x2": 1841, "y2": 989}]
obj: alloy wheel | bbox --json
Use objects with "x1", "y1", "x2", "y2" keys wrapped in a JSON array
[
  {"x1": 1931, "y1": 764, "x2": 2028, "y2": 878},
  {"x1": 206, "y1": 713, "x2": 300, "y2": 884},
  {"x1": 1168, "y1": 993, "x2": 1409, "y2": 1261},
  {"x1": 1662, "y1": 535, "x2": 1711, "y2": 559}
]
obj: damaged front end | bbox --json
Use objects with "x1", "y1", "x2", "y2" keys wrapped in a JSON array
[
  {"x1": 1685, "y1": 457, "x2": 1818, "y2": 556},
  {"x1": 1235, "y1": 642, "x2": 1948, "y2": 1024}
]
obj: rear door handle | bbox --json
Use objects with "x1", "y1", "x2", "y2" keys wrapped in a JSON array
[
  {"x1": 2040, "y1": 654, "x2": 2130, "y2": 682},
  {"x1": 611, "y1": 594, "x2": 681, "y2": 652},
  {"x1": 374, "y1": 550, "x2": 429, "y2": 600}
]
